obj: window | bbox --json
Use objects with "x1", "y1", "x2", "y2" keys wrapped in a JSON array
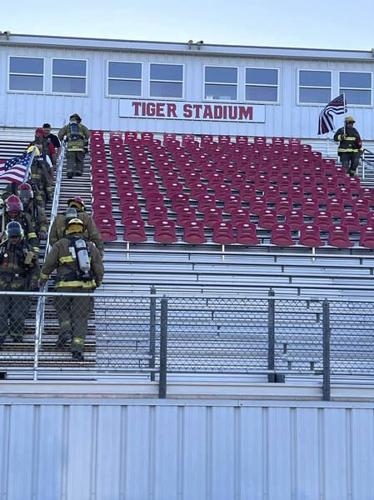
[
  {"x1": 205, "y1": 66, "x2": 237, "y2": 100},
  {"x1": 9, "y1": 57, "x2": 44, "y2": 92},
  {"x1": 150, "y1": 63, "x2": 183, "y2": 98},
  {"x1": 246, "y1": 68, "x2": 278, "y2": 102},
  {"x1": 339, "y1": 72, "x2": 372, "y2": 105},
  {"x1": 108, "y1": 62, "x2": 142, "y2": 96},
  {"x1": 298, "y1": 70, "x2": 331, "y2": 104},
  {"x1": 52, "y1": 59, "x2": 86, "y2": 94}
]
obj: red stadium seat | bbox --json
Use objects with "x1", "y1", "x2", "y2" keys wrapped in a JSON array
[
  {"x1": 271, "y1": 224, "x2": 294, "y2": 246},
  {"x1": 124, "y1": 219, "x2": 147, "y2": 243},
  {"x1": 154, "y1": 220, "x2": 177, "y2": 243},
  {"x1": 258, "y1": 209, "x2": 278, "y2": 230},
  {"x1": 285, "y1": 210, "x2": 304, "y2": 231},
  {"x1": 360, "y1": 226, "x2": 374, "y2": 249},
  {"x1": 203, "y1": 207, "x2": 223, "y2": 228},
  {"x1": 299, "y1": 225, "x2": 323, "y2": 247},
  {"x1": 327, "y1": 226, "x2": 353, "y2": 248},
  {"x1": 236, "y1": 223, "x2": 259, "y2": 245},
  {"x1": 212, "y1": 222, "x2": 235, "y2": 244},
  {"x1": 182, "y1": 221, "x2": 206, "y2": 244}
]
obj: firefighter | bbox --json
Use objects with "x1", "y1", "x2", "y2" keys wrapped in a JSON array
[
  {"x1": 49, "y1": 197, "x2": 104, "y2": 255},
  {"x1": 0, "y1": 221, "x2": 40, "y2": 346},
  {"x1": 31, "y1": 128, "x2": 54, "y2": 201},
  {"x1": 4, "y1": 195, "x2": 40, "y2": 254},
  {"x1": 29, "y1": 155, "x2": 53, "y2": 206},
  {"x1": 39, "y1": 218, "x2": 104, "y2": 361},
  {"x1": 58, "y1": 114, "x2": 90, "y2": 178},
  {"x1": 334, "y1": 116, "x2": 363, "y2": 177},
  {"x1": 19, "y1": 183, "x2": 48, "y2": 241}
]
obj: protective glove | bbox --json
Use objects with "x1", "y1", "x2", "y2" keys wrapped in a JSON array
[
  {"x1": 30, "y1": 281, "x2": 39, "y2": 291},
  {"x1": 38, "y1": 278, "x2": 48, "y2": 289}
]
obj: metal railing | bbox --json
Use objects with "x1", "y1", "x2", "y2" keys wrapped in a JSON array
[
  {"x1": 34, "y1": 144, "x2": 65, "y2": 379},
  {"x1": 1, "y1": 289, "x2": 374, "y2": 399}
]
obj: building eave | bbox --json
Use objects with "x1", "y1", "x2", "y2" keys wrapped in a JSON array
[{"x1": 0, "y1": 33, "x2": 373, "y2": 62}]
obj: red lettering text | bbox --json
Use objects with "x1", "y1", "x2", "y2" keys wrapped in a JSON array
[{"x1": 167, "y1": 103, "x2": 177, "y2": 118}]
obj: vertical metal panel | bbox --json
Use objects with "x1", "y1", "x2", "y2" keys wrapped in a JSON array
[
  {"x1": 66, "y1": 406, "x2": 93, "y2": 500},
  {"x1": 295, "y1": 408, "x2": 320, "y2": 499},
  {"x1": 351, "y1": 409, "x2": 374, "y2": 500},
  {"x1": 37, "y1": 406, "x2": 65, "y2": 500},
  {"x1": 182, "y1": 406, "x2": 208, "y2": 500},
  {"x1": 124, "y1": 405, "x2": 152, "y2": 500},
  {"x1": 239, "y1": 407, "x2": 264, "y2": 499},
  {"x1": 1, "y1": 399, "x2": 374, "y2": 499},
  {"x1": 7, "y1": 406, "x2": 34, "y2": 499},
  {"x1": 2, "y1": 44, "x2": 374, "y2": 138}
]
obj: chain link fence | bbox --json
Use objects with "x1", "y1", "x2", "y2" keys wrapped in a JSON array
[{"x1": 0, "y1": 290, "x2": 373, "y2": 399}]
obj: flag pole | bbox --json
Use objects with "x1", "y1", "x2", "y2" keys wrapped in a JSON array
[{"x1": 23, "y1": 146, "x2": 38, "y2": 184}]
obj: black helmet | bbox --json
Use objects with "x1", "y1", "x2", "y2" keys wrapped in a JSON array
[{"x1": 6, "y1": 221, "x2": 24, "y2": 239}]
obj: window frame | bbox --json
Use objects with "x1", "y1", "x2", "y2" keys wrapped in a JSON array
[
  {"x1": 203, "y1": 64, "x2": 239, "y2": 102},
  {"x1": 106, "y1": 60, "x2": 143, "y2": 98},
  {"x1": 245, "y1": 67, "x2": 280, "y2": 104},
  {"x1": 51, "y1": 57, "x2": 88, "y2": 96},
  {"x1": 8, "y1": 55, "x2": 45, "y2": 94},
  {"x1": 339, "y1": 70, "x2": 373, "y2": 108},
  {"x1": 148, "y1": 62, "x2": 184, "y2": 100},
  {"x1": 297, "y1": 68, "x2": 332, "y2": 106}
]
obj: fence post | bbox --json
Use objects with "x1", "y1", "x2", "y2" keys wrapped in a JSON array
[
  {"x1": 149, "y1": 286, "x2": 156, "y2": 381},
  {"x1": 322, "y1": 299, "x2": 331, "y2": 401},
  {"x1": 267, "y1": 289, "x2": 275, "y2": 383},
  {"x1": 159, "y1": 296, "x2": 168, "y2": 399}
]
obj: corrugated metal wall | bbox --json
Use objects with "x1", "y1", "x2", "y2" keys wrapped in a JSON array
[
  {"x1": 1, "y1": 44, "x2": 374, "y2": 139},
  {"x1": 0, "y1": 399, "x2": 373, "y2": 499}
]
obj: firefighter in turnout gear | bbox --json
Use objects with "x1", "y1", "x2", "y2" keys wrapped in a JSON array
[
  {"x1": 58, "y1": 114, "x2": 90, "y2": 178},
  {"x1": 30, "y1": 130, "x2": 54, "y2": 201},
  {"x1": 19, "y1": 183, "x2": 48, "y2": 241},
  {"x1": 39, "y1": 218, "x2": 104, "y2": 361},
  {"x1": 334, "y1": 116, "x2": 363, "y2": 177},
  {"x1": 4, "y1": 195, "x2": 40, "y2": 254},
  {"x1": 49, "y1": 197, "x2": 104, "y2": 255},
  {"x1": 0, "y1": 221, "x2": 40, "y2": 346}
]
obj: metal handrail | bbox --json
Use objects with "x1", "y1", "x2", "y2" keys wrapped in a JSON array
[{"x1": 33, "y1": 144, "x2": 65, "y2": 380}]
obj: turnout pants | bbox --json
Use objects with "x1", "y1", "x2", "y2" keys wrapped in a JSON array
[
  {"x1": 54, "y1": 294, "x2": 93, "y2": 353},
  {"x1": 66, "y1": 151, "x2": 85, "y2": 176},
  {"x1": 0, "y1": 295, "x2": 30, "y2": 344},
  {"x1": 340, "y1": 152, "x2": 360, "y2": 177}
]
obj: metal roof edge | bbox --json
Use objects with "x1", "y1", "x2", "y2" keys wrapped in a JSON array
[{"x1": 0, "y1": 33, "x2": 373, "y2": 62}]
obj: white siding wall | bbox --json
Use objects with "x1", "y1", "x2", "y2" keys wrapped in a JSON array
[
  {"x1": 0, "y1": 399, "x2": 373, "y2": 500},
  {"x1": 1, "y1": 44, "x2": 374, "y2": 139}
]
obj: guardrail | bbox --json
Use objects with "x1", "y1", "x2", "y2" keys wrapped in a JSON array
[{"x1": 1, "y1": 290, "x2": 374, "y2": 400}]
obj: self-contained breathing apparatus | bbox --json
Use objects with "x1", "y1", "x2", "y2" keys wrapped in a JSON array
[
  {"x1": 66, "y1": 218, "x2": 92, "y2": 281},
  {"x1": 68, "y1": 122, "x2": 84, "y2": 142}
]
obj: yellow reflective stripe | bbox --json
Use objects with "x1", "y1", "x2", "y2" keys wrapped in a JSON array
[
  {"x1": 28, "y1": 232, "x2": 37, "y2": 239},
  {"x1": 344, "y1": 137, "x2": 357, "y2": 141},
  {"x1": 59, "y1": 255, "x2": 75, "y2": 264},
  {"x1": 338, "y1": 148, "x2": 359, "y2": 152},
  {"x1": 33, "y1": 247, "x2": 40, "y2": 253},
  {"x1": 55, "y1": 280, "x2": 96, "y2": 289},
  {"x1": 40, "y1": 273, "x2": 49, "y2": 280}
]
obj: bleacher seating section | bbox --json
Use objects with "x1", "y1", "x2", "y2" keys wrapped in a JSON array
[{"x1": 90, "y1": 131, "x2": 374, "y2": 249}]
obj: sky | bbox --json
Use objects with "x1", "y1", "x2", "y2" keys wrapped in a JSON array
[{"x1": 2, "y1": 0, "x2": 374, "y2": 51}]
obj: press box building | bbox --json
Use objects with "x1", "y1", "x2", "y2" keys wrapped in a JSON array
[{"x1": 1, "y1": 32, "x2": 374, "y2": 142}]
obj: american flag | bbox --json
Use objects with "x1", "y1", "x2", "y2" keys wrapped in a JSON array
[
  {"x1": 318, "y1": 94, "x2": 347, "y2": 135},
  {"x1": 0, "y1": 151, "x2": 33, "y2": 184}
]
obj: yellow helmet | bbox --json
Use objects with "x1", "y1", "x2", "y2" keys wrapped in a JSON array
[
  {"x1": 65, "y1": 218, "x2": 84, "y2": 235},
  {"x1": 345, "y1": 116, "x2": 355, "y2": 123}
]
